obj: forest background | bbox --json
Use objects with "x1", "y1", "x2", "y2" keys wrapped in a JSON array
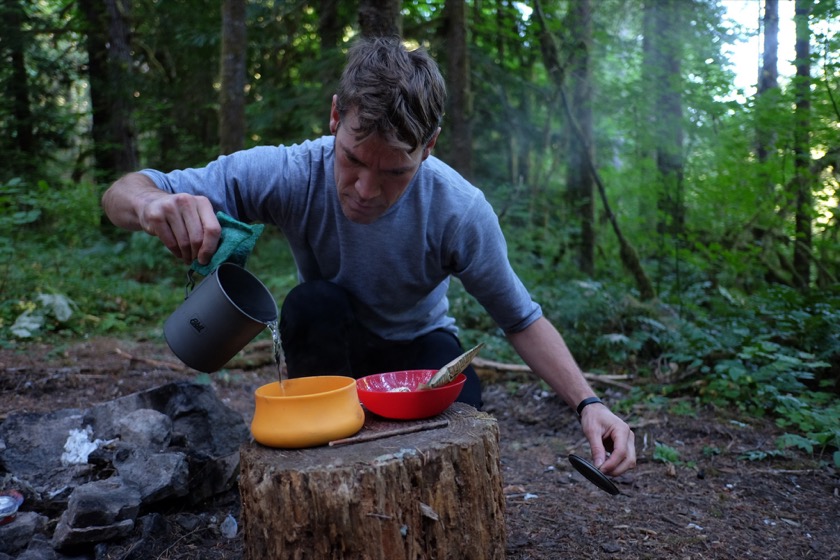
[{"x1": 1, "y1": 0, "x2": 839, "y2": 468}]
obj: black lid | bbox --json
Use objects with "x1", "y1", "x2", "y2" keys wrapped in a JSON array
[{"x1": 568, "y1": 454, "x2": 620, "y2": 495}]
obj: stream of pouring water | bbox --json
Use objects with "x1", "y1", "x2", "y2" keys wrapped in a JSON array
[{"x1": 267, "y1": 320, "x2": 286, "y2": 396}]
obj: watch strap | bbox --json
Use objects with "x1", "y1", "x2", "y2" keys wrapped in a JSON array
[{"x1": 576, "y1": 396, "x2": 603, "y2": 417}]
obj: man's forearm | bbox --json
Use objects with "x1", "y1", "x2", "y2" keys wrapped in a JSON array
[
  {"x1": 102, "y1": 172, "x2": 165, "y2": 231},
  {"x1": 507, "y1": 316, "x2": 598, "y2": 410},
  {"x1": 510, "y1": 315, "x2": 636, "y2": 475}
]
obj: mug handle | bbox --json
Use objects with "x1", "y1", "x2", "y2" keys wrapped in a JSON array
[{"x1": 183, "y1": 269, "x2": 197, "y2": 299}]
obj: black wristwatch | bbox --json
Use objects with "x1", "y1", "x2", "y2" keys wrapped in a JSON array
[{"x1": 576, "y1": 396, "x2": 603, "y2": 418}]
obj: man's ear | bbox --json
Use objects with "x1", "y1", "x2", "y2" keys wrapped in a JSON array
[
  {"x1": 329, "y1": 95, "x2": 340, "y2": 134},
  {"x1": 422, "y1": 127, "x2": 441, "y2": 160}
]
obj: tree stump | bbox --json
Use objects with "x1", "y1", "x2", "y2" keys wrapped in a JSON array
[{"x1": 239, "y1": 403, "x2": 506, "y2": 560}]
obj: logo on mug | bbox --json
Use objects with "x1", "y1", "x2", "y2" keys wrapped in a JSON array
[{"x1": 189, "y1": 317, "x2": 206, "y2": 333}]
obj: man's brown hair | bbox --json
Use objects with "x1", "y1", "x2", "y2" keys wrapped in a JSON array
[{"x1": 335, "y1": 36, "x2": 446, "y2": 151}]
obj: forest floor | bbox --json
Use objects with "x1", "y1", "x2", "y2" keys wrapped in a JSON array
[{"x1": 1, "y1": 336, "x2": 838, "y2": 559}]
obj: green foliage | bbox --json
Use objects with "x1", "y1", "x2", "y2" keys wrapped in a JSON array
[
  {"x1": 193, "y1": 369, "x2": 242, "y2": 387},
  {"x1": 738, "y1": 449, "x2": 787, "y2": 462},
  {"x1": 635, "y1": 282, "x2": 840, "y2": 464},
  {"x1": 0, "y1": 1, "x2": 87, "y2": 181},
  {"x1": 0, "y1": 172, "x2": 304, "y2": 344},
  {"x1": 530, "y1": 279, "x2": 669, "y2": 372},
  {"x1": 128, "y1": 0, "x2": 224, "y2": 168},
  {"x1": 653, "y1": 443, "x2": 680, "y2": 464},
  {"x1": 9, "y1": 293, "x2": 78, "y2": 338},
  {"x1": 1, "y1": 177, "x2": 101, "y2": 243},
  {"x1": 652, "y1": 442, "x2": 697, "y2": 468},
  {"x1": 0, "y1": 178, "x2": 182, "y2": 341},
  {"x1": 0, "y1": 177, "x2": 42, "y2": 227}
]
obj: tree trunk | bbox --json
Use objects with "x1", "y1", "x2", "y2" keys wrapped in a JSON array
[
  {"x1": 317, "y1": 0, "x2": 349, "y2": 108},
  {"x1": 756, "y1": 0, "x2": 779, "y2": 171},
  {"x1": 443, "y1": 0, "x2": 473, "y2": 180},
  {"x1": 319, "y1": 0, "x2": 341, "y2": 50},
  {"x1": 79, "y1": 0, "x2": 111, "y2": 179},
  {"x1": 565, "y1": 0, "x2": 595, "y2": 276},
  {"x1": 792, "y1": 0, "x2": 813, "y2": 289},
  {"x1": 758, "y1": 0, "x2": 780, "y2": 95},
  {"x1": 79, "y1": 0, "x2": 138, "y2": 180},
  {"x1": 239, "y1": 404, "x2": 505, "y2": 559},
  {"x1": 105, "y1": 0, "x2": 138, "y2": 174},
  {"x1": 219, "y1": 0, "x2": 247, "y2": 155},
  {"x1": 533, "y1": 0, "x2": 655, "y2": 300},
  {"x1": 3, "y1": 0, "x2": 34, "y2": 172},
  {"x1": 643, "y1": 0, "x2": 685, "y2": 238},
  {"x1": 358, "y1": 0, "x2": 402, "y2": 38},
  {"x1": 489, "y1": 2, "x2": 533, "y2": 199}
]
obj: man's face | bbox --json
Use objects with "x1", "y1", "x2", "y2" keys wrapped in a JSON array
[{"x1": 330, "y1": 97, "x2": 438, "y2": 224}]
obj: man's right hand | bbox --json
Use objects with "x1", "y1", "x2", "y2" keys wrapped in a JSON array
[{"x1": 102, "y1": 172, "x2": 221, "y2": 266}]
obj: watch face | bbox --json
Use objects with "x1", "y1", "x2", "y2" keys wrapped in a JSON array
[{"x1": 568, "y1": 454, "x2": 620, "y2": 495}]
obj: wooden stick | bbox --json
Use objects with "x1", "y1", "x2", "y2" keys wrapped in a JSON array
[
  {"x1": 472, "y1": 357, "x2": 633, "y2": 390},
  {"x1": 114, "y1": 347, "x2": 187, "y2": 371},
  {"x1": 329, "y1": 419, "x2": 449, "y2": 447}
]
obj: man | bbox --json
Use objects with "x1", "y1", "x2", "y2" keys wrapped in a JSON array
[{"x1": 102, "y1": 36, "x2": 636, "y2": 476}]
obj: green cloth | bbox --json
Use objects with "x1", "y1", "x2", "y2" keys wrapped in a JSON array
[{"x1": 191, "y1": 211, "x2": 265, "y2": 276}]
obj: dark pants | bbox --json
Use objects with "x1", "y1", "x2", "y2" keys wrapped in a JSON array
[{"x1": 279, "y1": 280, "x2": 482, "y2": 408}]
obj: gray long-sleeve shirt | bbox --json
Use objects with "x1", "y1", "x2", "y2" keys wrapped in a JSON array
[{"x1": 142, "y1": 136, "x2": 541, "y2": 340}]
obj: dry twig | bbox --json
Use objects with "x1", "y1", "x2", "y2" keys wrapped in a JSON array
[{"x1": 114, "y1": 347, "x2": 187, "y2": 371}]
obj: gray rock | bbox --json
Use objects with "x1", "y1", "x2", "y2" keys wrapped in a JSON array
[
  {"x1": 113, "y1": 445, "x2": 189, "y2": 503},
  {"x1": 0, "y1": 409, "x2": 84, "y2": 476},
  {"x1": 172, "y1": 512, "x2": 201, "y2": 532},
  {"x1": 1, "y1": 381, "x2": 249, "y2": 554},
  {"x1": 51, "y1": 478, "x2": 141, "y2": 550},
  {"x1": 117, "y1": 513, "x2": 169, "y2": 560},
  {"x1": 0, "y1": 511, "x2": 49, "y2": 555},
  {"x1": 138, "y1": 512, "x2": 167, "y2": 540},
  {"x1": 184, "y1": 448, "x2": 241, "y2": 504},
  {"x1": 116, "y1": 409, "x2": 172, "y2": 451},
  {"x1": 15, "y1": 534, "x2": 57, "y2": 560},
  {"x1": 0, "y1": 410, "x2": 92, "y2": 505},
  {"x1": 52, "y1": 518, "x2": 134, "y2": 550},
  {"x1": 61, "y1": 479, "x2": 140, "y2": 528},
  {"x1": 84, "y1": 382, "x2": 248, "y2": 458},
  {"x1": 220, "y1": 514, "x2": 238, "y2": 539}
]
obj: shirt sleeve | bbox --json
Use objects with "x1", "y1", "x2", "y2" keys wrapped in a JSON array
[
  {"x1": 138, "y1": 143, "x2": 319, "y2": 226},
  {"x1": 445, "y1": 192, "x2": 542, "y2": 334}
]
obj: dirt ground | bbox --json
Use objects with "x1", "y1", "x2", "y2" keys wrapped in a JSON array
[{"x1": 1, "y1": 336, "x2": 838, "y2": 559}]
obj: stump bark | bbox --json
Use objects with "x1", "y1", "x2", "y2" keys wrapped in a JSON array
[{"x1": 239, "y1": 403, "x2": 506, "y2": 560}]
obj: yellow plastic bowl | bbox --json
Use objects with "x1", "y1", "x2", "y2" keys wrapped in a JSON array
[{"x1": 251, "y1": 376, "x2": 365, "y2": 448}]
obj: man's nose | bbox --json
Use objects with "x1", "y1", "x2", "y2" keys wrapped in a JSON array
[{"x1": 355, "y1": 172, "x2": 381, "y2": 199}]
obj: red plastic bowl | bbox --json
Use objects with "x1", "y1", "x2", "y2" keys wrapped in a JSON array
[{"x1": 356, "y1": 370, "x2": 466, "y2": 420}]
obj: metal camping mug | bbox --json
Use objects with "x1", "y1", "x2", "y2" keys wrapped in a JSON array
[{"x1": 163, "y1": 263, "x2": 278, "y2": 373}]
